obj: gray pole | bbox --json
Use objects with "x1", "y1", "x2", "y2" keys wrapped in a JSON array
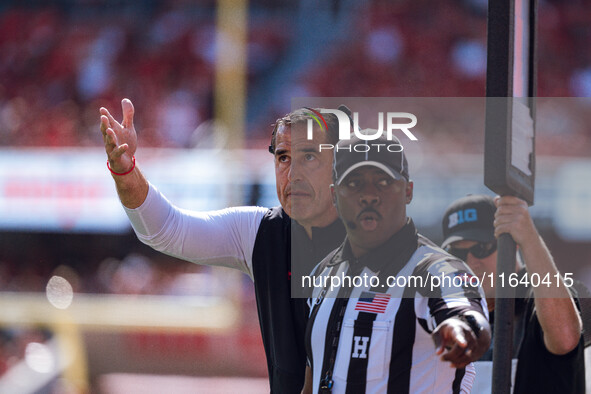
[
  {"x1": 492, "y1": 234, "x2": 516, "y2": 393},
  {"x1": 484, "y1": 1, "x2": 537, "y2": 392}
]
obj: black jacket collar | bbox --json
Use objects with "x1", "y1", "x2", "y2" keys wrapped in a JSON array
[{"x1": 291, "y1": 214, "x2": 346, "y2": 248}]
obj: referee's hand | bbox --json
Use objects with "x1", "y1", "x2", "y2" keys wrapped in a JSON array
[
  {"x1": 100, "y1": 98, "x2": 137, "y2": 174},
  {"x1": 432, "y1": 312, "x2": 491, "y2": 368}
]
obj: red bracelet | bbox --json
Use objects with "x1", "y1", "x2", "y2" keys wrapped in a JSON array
[{"x1": 107, "y1": 156, "x2": 136, "y2": 176}]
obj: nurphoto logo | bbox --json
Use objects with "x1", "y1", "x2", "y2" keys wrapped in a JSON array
[{"x1": 304, "y1": 107, "x2": 418, "y2": 152}]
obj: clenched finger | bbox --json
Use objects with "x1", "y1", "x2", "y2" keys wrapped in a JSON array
[
  {"x1": 441, "y1": 342, "x2": 466, "y2": 361},
  {"x1": 441, "y1": 345, "x2": 473, "y2": 368}
]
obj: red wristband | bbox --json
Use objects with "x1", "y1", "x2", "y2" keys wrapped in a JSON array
[{"x1": 107, "y1": 156, "x2": 136, "y2": 176}]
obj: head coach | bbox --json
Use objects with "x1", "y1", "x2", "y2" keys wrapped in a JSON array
[
  {"x1": 99, "y1": 99, "x2": 346, "y2": 393},
  {"x1": 302, "y1": 133, "x2": 491, "y2": 393}
]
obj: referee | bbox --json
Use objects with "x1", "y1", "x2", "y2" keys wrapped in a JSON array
[
  {"x1": 303, "y1": 133, "x2": 491, "y2": 393},
  {"x1": 100, "y1": 99, "x2": 346, "y2": 393}
]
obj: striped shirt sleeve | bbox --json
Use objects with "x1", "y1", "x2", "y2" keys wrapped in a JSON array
[{"x1": 413, "y1": 253, "x2": 488, "y2": 330}]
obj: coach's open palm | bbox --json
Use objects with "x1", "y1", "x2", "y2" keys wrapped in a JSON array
[{"x1": 100, "y1": 98, "x2": 138, "y2": 174}]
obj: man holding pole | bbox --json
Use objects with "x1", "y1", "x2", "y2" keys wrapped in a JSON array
[{"x1": 441, "y1": 194, "x2": 585, "y2": 393}]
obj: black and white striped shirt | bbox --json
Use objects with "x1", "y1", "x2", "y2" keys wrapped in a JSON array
[{"x1": 306, "y1": 220, "x2": 487, "y2": 394}]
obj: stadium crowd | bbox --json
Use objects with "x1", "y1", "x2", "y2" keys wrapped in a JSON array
[{"x1": 0, "y1": 0, "x2": 590, "y2": 152}]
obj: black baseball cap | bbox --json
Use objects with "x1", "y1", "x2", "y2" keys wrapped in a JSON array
[
  {"x1": 441, "y1": 194, "x2": 496, "y2": 249},
  {"x1": 333, "y1": 131, "x2": 409, "y2": 185}
]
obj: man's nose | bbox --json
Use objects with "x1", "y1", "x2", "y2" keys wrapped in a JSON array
[
  {"x1": 359, "y1": 184, "x2": 379, "y2": 206},
  {"x1": 288, "y1": 163, "x2": 302, "y2": 182}
]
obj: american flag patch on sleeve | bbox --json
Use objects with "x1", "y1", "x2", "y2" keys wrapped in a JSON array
[{"x1": 354, "y1": 291, "x2": 391, "y2": 314}]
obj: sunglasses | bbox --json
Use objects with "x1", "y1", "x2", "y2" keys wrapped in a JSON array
[{"x1": 446, "y1": 240, "x2": 497, "y2": 261}]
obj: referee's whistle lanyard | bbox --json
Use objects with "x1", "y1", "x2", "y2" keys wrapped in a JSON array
[
  {"x1": 319, "y1": 295, "x2": 349, "y2": 393},
  {"x1": 319, "y1": 288, "x2": 351, "y2": 394},
  {"x1": 314, "y1": 260, "x2": 368, "y2": 394}
]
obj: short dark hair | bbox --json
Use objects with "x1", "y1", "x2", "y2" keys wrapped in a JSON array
[{"x1": 268, "y1": 108, "x2": 341, "y2": 154}]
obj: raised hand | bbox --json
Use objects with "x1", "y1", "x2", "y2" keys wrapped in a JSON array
[
  {"x1": 100, "y1": 98, "x2": 138, "y2": 174},
  {"x1": 493, "y1": 195, "x2": 538, "y2": 247}
]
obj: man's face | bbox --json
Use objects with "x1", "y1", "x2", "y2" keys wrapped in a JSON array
[
  {"x1": 332, "y1": 166, "x2": 413, "y2": 257},
  {"x1": 448, "y1": 239, "x2": 497, "y2": 299},
  {"x1": 274, "y1": 123, "x2": 337, "y2": 230}
]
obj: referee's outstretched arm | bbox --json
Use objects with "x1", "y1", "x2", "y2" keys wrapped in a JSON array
[
  {"x1": 432, "y1": 310, "x2": 492, "y2": 369},
  {"x1": 100, "y1": 98, "x2": 149, "y2": 209}
]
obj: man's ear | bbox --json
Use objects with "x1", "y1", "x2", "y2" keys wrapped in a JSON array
[
  {"x1": 330, "y1": 184, "x2": 337, "y2": 206},
  {"x1": 406, "y1": 180, "x2": 414, "y2": 204}
]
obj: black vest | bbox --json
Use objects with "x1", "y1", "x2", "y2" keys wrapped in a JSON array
[{"x1": 251, "y1": 207, "x2": 345, "y2": 393}]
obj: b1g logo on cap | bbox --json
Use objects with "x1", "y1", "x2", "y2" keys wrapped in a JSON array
[
  {"x1": 304, "y1": 107, "x2": 418, "y2": 151},
  {"x1": 448, "y1": 208, "x2": 478, "y2": 228}
]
